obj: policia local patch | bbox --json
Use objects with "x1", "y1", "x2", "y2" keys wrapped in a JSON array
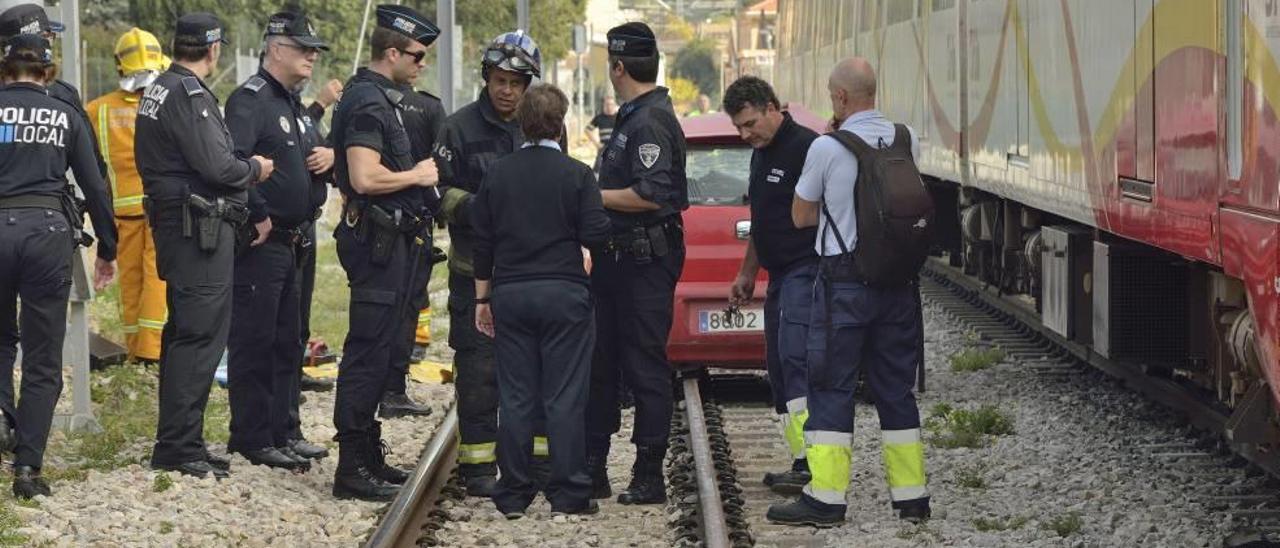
[{"x1": 0, "y1": 107, "x2": 70, "y2": 145}]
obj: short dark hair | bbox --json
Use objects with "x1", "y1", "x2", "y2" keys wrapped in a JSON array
[
  {"x1": 517, "y1": 84, "x2": 568, "y2": 142},
  {"x1": 722, "y1": 76, "x2": 780, "y2": 116},
  {"x1": 0, "y1": 47, "x2": 55, "y2": 82},
  {"x1": 172, "y1": 42, "x2": 211, "y2": 63},
  {"x1": 610, "y1": 54, "x2": 659, "y2": 83},
  {"x1": 370, "y1": 27, "x2": 412, "y2": 61}
]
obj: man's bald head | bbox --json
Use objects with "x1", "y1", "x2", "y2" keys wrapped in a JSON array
[{"x1": 827, "y1": 57, "x2": 877, "y2": 124}]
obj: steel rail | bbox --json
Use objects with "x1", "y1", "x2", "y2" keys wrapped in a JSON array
[
  {"x1": 682, "y1": 376, "x2": 730, "y2": 548},
  {"x1": 365, "y1": 406, "x2": 459, "y2": 548}
]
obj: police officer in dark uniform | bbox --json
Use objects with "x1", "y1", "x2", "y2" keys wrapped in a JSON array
[
  {"x1": 0, "y1": 3, "x2": 110, "y2": 447},
  {"x1": 136, "y1": 13, "x2": 274, "y2": 480},
  {"x1": 329, "y1": 4, "x2": 439, "y2": 502},
  {"x1": 433, "y1": 29, "x2": 546, "y2": 497},
  {"x1": 0, "y1": 34, "x2": 116, "y2": 499},
  {"x1": 223, "y1": 10, "x2": 333, "y2": 471},
  {"x1": 374, "y1": 74, "x2": 446, "y2": 419},
  {"x1": 586, "y1": 22, "x2": 689, "y2": 505}
]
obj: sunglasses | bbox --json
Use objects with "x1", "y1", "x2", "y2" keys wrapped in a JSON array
[
  {"x1": 484, "y1": 43, "x2": 539, "y2": 76},
  {"x1": 395, "y1": 47, "x2": 428, "y2": 64}
]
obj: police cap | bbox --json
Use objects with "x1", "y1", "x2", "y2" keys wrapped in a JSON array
[
  {"x1": 0, "y1": 4, "x2": 63, "y2": 39},
  {"x1": 174, "y1": 12, "x2": 229, "y2": 47},
  {"x1": 3, "y1": 33, "x2": 51, "y2": 64},
  {"x1": 607, "y1": 22, "x2": 657, "y2": 57},
  {"x1": 375, "y1": 5, "x2": 440, "y2": 48},
  {"x1": 265, "y1": 10, "x2": 329, "y2": 51}
]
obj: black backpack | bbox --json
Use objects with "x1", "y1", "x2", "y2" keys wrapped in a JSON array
[{"x1": 820, "y1": 124, "x2": 935, "y2": 287}]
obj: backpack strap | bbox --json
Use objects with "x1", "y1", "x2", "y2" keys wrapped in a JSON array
[
  {"x1": 820, "y1": 201, "x2": 851, "y2": 255},
  {"x1": 827, "y1": 129, "x2": 877, "y2": 159},
  {"x1": 890, "y1": 123, "x2": 913, "y2": 159}
]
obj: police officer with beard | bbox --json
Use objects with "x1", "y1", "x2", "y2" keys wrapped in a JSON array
[
  {"x1": 136, "y1": 13, "x2": 274, "y2": 479},
  {"x1": 433, "y1": 30, "x2": 548, "y2": 497},
  {"x1": 223, "y1": 10, "x2": 333, "y2": 471},
  {"x1": 586, "y1": 22, "x2": 688, "y2": 505},
  {"x1": 329, "y1": 4, "x2": 439, "y2": 502},
  {"x1": 0, "y1": 34, "x2": 116, "y2": 498}
]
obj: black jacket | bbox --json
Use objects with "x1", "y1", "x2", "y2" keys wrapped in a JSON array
[
  {"x1": 473, "y1": 144, "x2": 610, "y2": 287},
  {"x1": 135, "y1": 64, "x2": 260, "y2": 203},
  {"x1": 332, "y1": 68, "x2": 421, "y2": 214},
  {"x1": 433, "y1": 89, "x2": 524, "y2": 276},
  {"x1": 749, "y1": 113, "x2": 818, "y2": 274},
  {"x1": 598, "y1": 87, "x2": 689, "y2": 231},
  {"x1": 225, "y1": 69, "x2": 328, "y2": 227},
  {"x1": 0, "y1": 82, "x2": 116, "y2": 260}
]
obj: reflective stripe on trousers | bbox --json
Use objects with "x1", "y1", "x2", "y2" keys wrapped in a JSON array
[
  {"x1": 784, "y1": 397, "x2": 808, "y2": 459},
  {"x1": 532, "y1": 435, "x2": 549, "y2": 457},
  {"x1": 882, "y1": 428, "x2": 928, "y2": 502},
  {"x1": 802, "y1": 430, "x2": 851, "y2": 505},
  {"x1": 458, "y1": 441, "x2": 497, "y2": 464}
]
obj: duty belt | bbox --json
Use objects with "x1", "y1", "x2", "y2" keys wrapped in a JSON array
[
  {"x1": 269, "y1": 219, "x2": 314, "y2": 249},
  {"x1": 0, "y1": 194, "x2": 63, "y2": 210},
  {"x1": 604, "y1": 218, "x2": 683, "y2": 264}
]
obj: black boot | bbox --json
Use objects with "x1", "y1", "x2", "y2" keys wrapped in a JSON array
[
  {"x1": 332, "y1": 441, "x2": 399, "y2": 502},
  {"x1": 299, "y1": 372, "x2": 334, "y2": 392},
  {"x1": 766, "y1": 493, "x2": 846, "y2": 527},
  {"x1": 365, "y1": 426, "x2": 410, "y2": 485},
  {"x1": 763, "y1": 458, "x2": 810, "y2": 495},
  {"x1": 587, "y1": 452, "x2": 611, "y2": 499},
  {"x1": 460, "y1": 463, "x2": 499, "y2": 498},
  {"x1": 12, "y1": 466, "x2": 50, "y2": 499},
  {"x1": 238, "y1": 447, "x2": 310, "y2": 472},
  {"x1": 378, "y1": 391, "x2": 433, "y2": 418},
  {"x1": 896, "y1": 498, "x2": 931, "y2": 523},
  {"x1": 617, "y1": 445, "x2": 665, "y2": 505},
  {"x1": 287, "y1": 438, "x2": 330, "y2": 460}
]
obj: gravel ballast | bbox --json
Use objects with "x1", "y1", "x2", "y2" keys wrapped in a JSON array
[{"x1": 22, "y1": 380, "x2": 452, "y2": 547}]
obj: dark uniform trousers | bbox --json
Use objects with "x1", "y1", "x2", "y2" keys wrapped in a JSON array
[
  {"x1": 291, "y1": 222, "x2": 317, "y2": 439},
  {"x1": 227, "y1": 237, "x2": 305, "y2": 451},
  {"x1": 586, "y1": 242, "x2": 685, "y2": 453},
  {"x1": 332, "y1": 219, "x2": 431, "y2": 442},
  {"x1": 0, "y1": 208, "x2": 73, "y2": 467},
  {"x1": 764, "y1": 262, "x2": 817, "y2": 414},
  {"x1": 448, "y1": 271, "x2": 498, "y2": 472},
  {"x1": 150, "y1": 208, "x2": 236, "y2": 466},
  {"x1": 491, "y1": 281, "x2": 594, "y2": 512}
]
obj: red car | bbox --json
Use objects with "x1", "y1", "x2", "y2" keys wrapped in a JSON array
[{"x1": 667, "y1": 106, "x2": 828, "y2": 369}]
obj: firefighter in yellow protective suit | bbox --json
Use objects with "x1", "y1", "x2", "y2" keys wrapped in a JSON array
[{"x1": 86, "y1": 28, "x2": 169, "y2": 362}]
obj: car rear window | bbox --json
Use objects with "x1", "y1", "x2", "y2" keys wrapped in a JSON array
[{"x1": 688, "y1": 145, "x2": 752, "y2": 206}]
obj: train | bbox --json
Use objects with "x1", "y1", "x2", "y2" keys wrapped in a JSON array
[{"x1": 774, "y1": 0, "x2": 1280, "y2": 443}]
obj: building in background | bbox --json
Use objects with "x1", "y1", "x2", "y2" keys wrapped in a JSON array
[{"x1": 731, "y1": 0, "x2": 776, "y2": 82}]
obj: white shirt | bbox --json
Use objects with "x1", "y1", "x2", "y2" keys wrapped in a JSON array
[
  {"x1": 521, "y1": 138, "x2": 562, "y2": 151},
  {"x1": 794, "y1": 110, "x2": 919, "y2": 257}
]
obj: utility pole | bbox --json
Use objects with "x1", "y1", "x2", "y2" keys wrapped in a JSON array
[
  {"x1": 518, "y1": 0, "x2": 529, "y2": 32},
  {"x1": 438, "y1": 0, "x2": 456, "y2": 113}
]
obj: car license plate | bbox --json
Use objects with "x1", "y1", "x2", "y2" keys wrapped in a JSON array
[{"x1": 698, "y1": 308, "x2": 765, "y2": 333}]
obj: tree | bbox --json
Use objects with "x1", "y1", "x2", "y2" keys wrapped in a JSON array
[{"x1": 672, "y1": 37, "x2": 718, "y2": 100}]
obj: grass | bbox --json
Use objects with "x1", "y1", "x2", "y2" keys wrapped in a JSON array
[
  {"x1": 949, "y1": 347, "x2": 1006, "y2": 372},
  {"x1": 1043, "y1": 512, "x2": 1083, "y2": 537},
  {"x1": 158, "y1": 521, "x2": 174, "y2": 535},
  {"x1": 955, "y1": 462, "x2": 988, "y2": 489},
  {"x1": 926, "y1": 403, "x2": 1016, "y2": 449},
  {"x1": 0, "y1": 504, "x2": 27, "y2": 546},
  {"x1": 973, "y1": 515, "x2": 1030, "y2": 532},
  {"x1": 152, "y1": 472, "x2": 173, "y2": 493}
]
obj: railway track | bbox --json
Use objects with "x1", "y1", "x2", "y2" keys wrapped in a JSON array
[{"x1": 365, "y1": 406, "x2": 459, "y2": 548}]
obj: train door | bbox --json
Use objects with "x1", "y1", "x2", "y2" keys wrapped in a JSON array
[
  {"x1": 923, "y1": 0, "x2": 963, "y2": 183},
  {"x1": 1226, "y1": 0, "x2": 1280, "y2": 214},
  {"x1": 965, "y1": 0, "x2": 1018, "y2": 180},
  {"x1": 1116, "y1": 0, "x2": 1157, "y2": 203}
]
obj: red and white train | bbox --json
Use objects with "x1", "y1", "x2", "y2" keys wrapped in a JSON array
[{"x1": 775, "y1": 0, "x2": 1280, "y2": 438}]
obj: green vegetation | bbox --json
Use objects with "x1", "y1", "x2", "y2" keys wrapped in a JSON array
[
  {"x1": 1043, "y1": 512, "x2": 1083, "y2": 537},
  {"x1": 949, "y1": 347, "x2": 1006, "y2": 372},
  {"x1": 159, "y1": 521, "x2": 174, "y2": 535},
  {"x1": 0, "y1": 503, "x2": 28, "y2": 546},
  {"x1": 153, "y1": 472, "x2": 173, "y2": 493},
  {"x1": 955, "y1": 462, "x2": 988, "y2": 489},
  {"x1": 926, "y1": 403, "x2": 1015, "y2": 449},
  {"x1": 973, "y1": 515, "x2": 1030, "y2": 532}
]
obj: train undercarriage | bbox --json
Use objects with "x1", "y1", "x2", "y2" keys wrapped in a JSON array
[{"x1": 927, "y1": 178, "x2": 1277, "y2": 449}]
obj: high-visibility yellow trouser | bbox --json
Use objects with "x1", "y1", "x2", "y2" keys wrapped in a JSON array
[
  {"x1": 783, "y1": 397, "x2": 809, "y2": 460},
  {"x1": 415, "y1": 304, "x2": 430, "y2": 345},
  {"x1": 116, "y1": 217, "x2": 165, "y2": 361},
  {"x1": 803, "y1": 428, "x2": 928, "y2": 505},
  {"x1": 458, "y1": 435, "x2": 549, "y2": 465}
]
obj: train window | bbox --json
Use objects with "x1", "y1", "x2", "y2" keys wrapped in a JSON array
[
  {"x1": 887, "y1": 0, "x2": 914, "y2": 24},
  {"x1": 1227, "y1": 0, "x2": 1243, "y2": 179},
  {"x1": 933, "y1": 0, "x2": 956, "y2": 10}
]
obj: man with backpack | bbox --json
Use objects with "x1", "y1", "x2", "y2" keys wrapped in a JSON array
[{"x1": 766, "y1": 57, "x2": 933, "y2": 527}]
